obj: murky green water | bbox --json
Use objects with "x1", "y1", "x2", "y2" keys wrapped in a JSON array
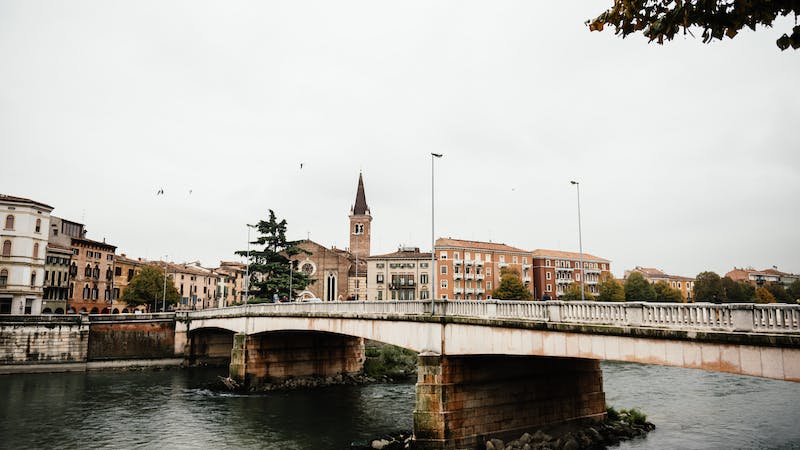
[{"x1": 0, "y1": 362, "x2": 798, "y2": 449}]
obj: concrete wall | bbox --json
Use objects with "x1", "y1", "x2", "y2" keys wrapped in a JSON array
[
  {"x1": 1, "y1": 314, "x2": 181, "y2": 373},
  {"x1": 0, "y1": 316, "x2": 88, "y2": 367},
  {"x1": 88, "y1": 319, "x2": 175, "y2": 360},
  {"x1": 232, "y1": 330, "x2": 365, "y2": 387},
  {"x1": 189, "y1": 328, "x2": 235, "y2": 366},
  {"x1": 414, "y1": 354, "x2": 605, "y2": 450}
]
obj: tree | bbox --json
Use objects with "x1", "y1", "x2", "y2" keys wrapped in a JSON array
[
  {"x1": 234, "y1": 210, "x2": 312, "y2": 302},
  {"x1": 693, "y1": 271, "x2": 727, "y2": 303},
  {"x1": 721, "y1": 276, "x2": 754, "y2": 303},
  {"x1": 492, "y1": 267, "x2": 533, "y2": 300},
  {"x1": 121, "y1": 265, "x2": 180, "y2": 311},
  {"x1": 624, "y1": 272, "x2": 656, "y2": 302},
  {"x1": 653, "y1": 281, "x2": 683, "y2": 303},
  {"x1": 788, "y1": 279, "x2": 800, "y2": 302},
  {"x1": 597, "y1": 273, "x2": 626, "y2": 302},
  {"x1": 764, "y1": 283, "x2": 793, "y2": 303},
  {"x1": 588, "y1": 1, "x2": 800, "y2": 50},
  {"x1": 755, "y1": 286, "x2": 777, "y2": 304},
  {"x1": 560, "y1": 282, "x2": 595, "y2": 301}
]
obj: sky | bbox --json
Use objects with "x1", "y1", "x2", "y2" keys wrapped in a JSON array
[{"x1": 1, "y1": 1, "x2": 798, "y2": 278}]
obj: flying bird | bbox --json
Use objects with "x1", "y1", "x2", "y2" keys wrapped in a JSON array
[
  {"x1": 156, "y1": 188, "x2": 164, "y2": 195},
  {"x1": 300, "y1": 163, "x2": 304, "y2": 169}
]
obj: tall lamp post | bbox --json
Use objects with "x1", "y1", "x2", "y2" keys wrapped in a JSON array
[
  {"x1": 431, "y1": 152, "x2": 443, "y2": 314},
  {"x1": 570, "y1": 181, "x2": 585, "y2": 302},
  {"x1": 162, "y1": 256, "x2": 168, "y2": 312},
  {"x1": 244, "y1": 224, "x2": 258, "y2": 306}
]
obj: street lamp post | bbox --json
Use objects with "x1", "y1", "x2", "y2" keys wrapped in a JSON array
[
  {"x1": 570, "y1": 181, "x2": 585, "y2": 302},
  {"x1": 431, "y1": 152, "x2": 443, "y2": 314},
  {"x1": 245, "y1": 224, "x2": 254, "y2": 306},
  {"x1": 162, "y1": 257, "x2": 168, "y2": 312},
  {"x1": 288, "y1": 260, "x2": 293, "y2": 301}
]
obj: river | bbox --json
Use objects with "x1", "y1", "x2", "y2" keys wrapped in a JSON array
[{"x1": 0, "y1": 362, "x2": 798, "y2": 449}]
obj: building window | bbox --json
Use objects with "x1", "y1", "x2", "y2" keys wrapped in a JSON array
[
  {"x1": 513, "y1": 256, "x2": 518, "y2": 264},
  {"x1": 487, "y1": 268, "x2": 491, "y2": 276},
  {"x1": 91, "y1": 286, "x2": 98, "y2": 300},
  {"x1": 33, "y1": 243, "x2": 39, "y2": 258},
  {"x1": 441, "y1": 280, "x2": 447, "y2": 289},
  {"x1": 546, "y1": 284, "x2": 552, "y2": 292},
  {"x1": 84, "y1": 264, "x2": 92, "y2": 277},
  {"x1": 2, "y1": 240, "x2": 10, "y2": 257},
  {"x1": 499, "y1": 255, "x2": 505, "y2": 263},
  {"x1": 0, "y1": 269, "x2": 7, "y2": 286},
  {"x1": 487, "y1": 281, "x2": 492, "y2": 290},
  {"x1": 576, "y1": 273, "x2": 581, "y2": 281},
  {"x1": 439, "y1": 251, "x2": 447, "y2": 260},
  {"x1": 35, "y1": 218, "x2": 41, "y2": 233},
  {"x1": 115, "y1": 267, "x2": 121, "y2": 276},
  {"x1": 523, "y1": 257, "x2": 528, "y2": 264},
  {"x1": 546, "y1": 272, "x2": 552, "y2": 280},
  {"x1": 420, "y1": 273, "x2": 428, "y2": 284},
  {"x1": 440, "y1": 266, "x2": 447, "y2": 275},
  {"x1": 546, "y1": 259, "x2": 551, "y2": 267},
  {"x1": 377, "y1": 290, "x2": 383, "y2": 300},
  {"x1": 4, "y1": 215, "x2": 14, "y2": 230},
  {"x1": 376, "y1": 274, "x2": 384, "y2": 283},
  {"x1": 82, "y1": 284, "x2": 90, "y2": 299},
  {"x1": 92, "y1": 266, "x2": 100, "y2": 278}
]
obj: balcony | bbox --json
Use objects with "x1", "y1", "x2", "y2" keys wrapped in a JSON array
[
  {"x1": 453, "y1": 287, "x2": 464, "y2": 294},
  {"x1": 475, "y1": 260, "x2": 484, "y2": 266},
  {"x1": 523, "y1": 263, "x2": 531, "y2": 269},
  {"x1": 498, "y1": 262, "x2": 509, "y2": 268},
  {"x1": 454, "y1": 272, "x2": 463, "y2": 280},
  {"x1": 465, "y1": 288, "x2": 475, "y2": 294},
  {"x1": 476, "y1": 273, "x2": 484, "y2": 280},
  {"x1": 476, "y1": 287, "x2": 485, "y2": 294},
  {"x1": 585, "y1": 267, "x2": 601, "y2": 274},
  {"x1": 453, "y1": 258, "x2": 463, "y2": 265},
  {"x1": 465, "y1": 273, "x2": 475, "y2": 280},
  {"x1": 523, "y1": 276, "x2": 531, "y2": 282}
]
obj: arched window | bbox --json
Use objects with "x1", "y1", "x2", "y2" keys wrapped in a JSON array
[
  {"x1": 93, "y1": 265, "x2": 100, "y2": 278},
  {"x1": 85, "y1": 264, "x2": 92, "y2": 277},
  {"x1": 70, "y1": 262, "x2": 77, "y2": 276},
  {"x1": 0, "y1": 269, "x2": 7, "y2": 286},
  {"x1": 1, "y1": 240, "x2": 10, "y2": 257},
  {"x1": 35, "y1": 218, "x2": 41, "y2": 233},
  {"x1": 105, "y1": 268, "x2": 113, "y2": 280},
  {"x1": 4, "y1": 215, "x2": 14, "y2": 230},
  {"x1": 33, "y1": 243, "x2": 39, "y2": 258},
  {"x1": 82, "y1": 284, "x2": 90, "y2": 299},
  {"x1": 326, "y1": 273, "x2": 336, "y2": 301},
  {"x1": 91, "y1": 285, "x2": 98, "y2": 300}
]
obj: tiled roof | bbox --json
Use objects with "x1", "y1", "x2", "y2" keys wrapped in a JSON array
[
  {"x1": 532, "y1": 249, "x2": 609, "y2": 263},
  {"x1": 0, "y1": 194, "x2": 54, "y2": 211},
  {"x1": 368, "y1": 249, "x2": 432, "y2": 260},
  {"x1": 71, "y1": 236, "x2": 117, "y2": 251},
  {"x1": 436, "y1": 238, "x2": 528, "y2": 254}
]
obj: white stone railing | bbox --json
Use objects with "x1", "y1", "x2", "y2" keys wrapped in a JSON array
[{"x1": 183, "y1": 300, "x2": 800, "y2": 334}]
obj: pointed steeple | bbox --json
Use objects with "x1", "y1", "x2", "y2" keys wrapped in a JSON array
[{"x1": 351, "y1": 172, "x2": 369, "y2": 216}]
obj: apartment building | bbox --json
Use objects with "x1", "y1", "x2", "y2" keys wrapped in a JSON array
[
  {"x1": 0, "y1": 195, "x2": 53, "y2": 314},
  {"x1": 624, "y1": 266, "x2": 695, "y2": 301},
  {"x1": 726, "y1": 267, "x2": 799, "y2": 289},
  {"x1": 367, "y1": 247, "x2": 432, "y2": 301},
  {"x1": 216, "y1": 261, "x2": 246, "y2": 306},
  {"x1": 434, "y1": 238, "x2": 533, "y2": 300},
  {"x1": 42, "y1": 243, "x2": 73, "y2": 313},
  {"x1": 169, "y1": 261, "x2": 219, "y2": 310},
  {"x1": 532, "y1": 249, "x2": 611, "y2": 300}
]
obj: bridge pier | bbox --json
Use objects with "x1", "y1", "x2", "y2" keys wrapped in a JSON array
[
  {"x1": 413, "y1": 354, "x2": 606, "y2": 450},
  {"x1": 229, "y1": 331, "x2": 365, "y2": 388}
]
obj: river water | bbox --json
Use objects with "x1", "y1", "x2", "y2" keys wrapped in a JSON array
[{"x1": 0, "y1": 362, "x2": 798, "y2": 449}]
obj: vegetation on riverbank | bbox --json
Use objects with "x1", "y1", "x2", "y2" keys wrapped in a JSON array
[
  {"x1": 362, "y1": 342, "x2": 417, "y2": 381},
  {"x1": 485, "y1": 406, "x2": 655, "y2": 450}
]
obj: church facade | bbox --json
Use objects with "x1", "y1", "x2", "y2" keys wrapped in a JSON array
[{"x1": 292, "y1": 173, "x2": 371, "y2": 301}]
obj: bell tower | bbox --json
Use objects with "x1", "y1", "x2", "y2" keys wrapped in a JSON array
[{"x1": 349, "y1": 172, "x2": 372, "y2": 260}]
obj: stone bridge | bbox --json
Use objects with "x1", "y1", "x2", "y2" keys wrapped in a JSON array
[{"x1": 178, "y1": 300, "x2": 800, "y2": 450}]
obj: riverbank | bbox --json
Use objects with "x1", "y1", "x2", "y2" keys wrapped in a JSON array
[{"x1": 483, "y1": 407, "x2": 655, "y2": 450}]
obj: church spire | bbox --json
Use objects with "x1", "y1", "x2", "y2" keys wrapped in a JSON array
[{"x1": 351, "y1": 172, "x2": 369, "y2": 216}]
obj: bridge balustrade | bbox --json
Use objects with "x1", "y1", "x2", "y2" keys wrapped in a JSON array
[
  {"x1": 182, "y1": 301, "x2": 800, "y2": 334},
  {"x1": 754, "y1": 304, "x2": 800, "y2": 332}
]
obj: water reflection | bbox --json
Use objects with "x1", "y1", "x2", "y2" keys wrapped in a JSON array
[{"x1": 1, "y1": 363, "x2": 799, "y2": 449}]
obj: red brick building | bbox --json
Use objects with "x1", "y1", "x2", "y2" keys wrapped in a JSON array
[{"x1": 532, "y1": 249, "x2": 611, "y2": 300}]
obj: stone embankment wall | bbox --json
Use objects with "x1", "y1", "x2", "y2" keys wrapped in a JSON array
[
  {"x1": 0, "y1": 316, "x2": 89, "y2": 367},
  {"x1": 0, "y1": 314, "x2": 182, "y2": 374}
]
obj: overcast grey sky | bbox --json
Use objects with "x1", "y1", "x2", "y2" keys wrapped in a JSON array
[{"x1": 2, "y1": 1, "x2": 798, "y2": 278}]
